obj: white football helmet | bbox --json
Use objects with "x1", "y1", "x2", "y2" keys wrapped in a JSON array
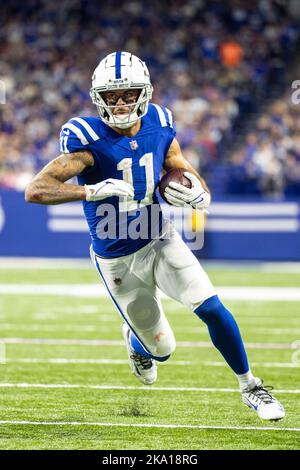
[{"x1": 90, "y1": 51, "x2": 153, "y2": 129}]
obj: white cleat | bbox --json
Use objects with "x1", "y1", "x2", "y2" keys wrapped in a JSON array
[
  {"x1": 242, "y1": 378, "x2": 285, "y2": 421},
  {"x1": 122, "y1": 323, "x2": 157, "y2": 385}
]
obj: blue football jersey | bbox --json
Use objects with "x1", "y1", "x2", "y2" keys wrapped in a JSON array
[{"x1": 59, "y1": 103, "x2": 176, "y2": 258}]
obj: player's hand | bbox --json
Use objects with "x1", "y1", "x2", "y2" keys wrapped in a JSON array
[
  {"x1": 164, "y1": 172, "x2": 211, "y2": 209},
  {"x1": 85, "y1": 179, "x2": 134, "y2": 202}
]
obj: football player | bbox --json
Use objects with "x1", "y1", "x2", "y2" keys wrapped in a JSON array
[{"x1": 25, "y1": 51, "x2": 284, "y2": 421}]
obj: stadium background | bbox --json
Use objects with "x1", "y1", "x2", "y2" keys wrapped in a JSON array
[
  {"x1": 0, "y1": 0, "x2": 299, "y2": 451},
  {"x1": 1, "y1": 0, "x2": 300, "y2": 259}
]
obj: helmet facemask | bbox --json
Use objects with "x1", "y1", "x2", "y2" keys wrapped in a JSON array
[{"x1": 90, "y1": 84, "x2": 153, "y2": 129}]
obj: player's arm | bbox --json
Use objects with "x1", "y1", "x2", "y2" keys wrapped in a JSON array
[
  {"x1": 25, "y1": 151, "x2": 134, "y2": 205},
  {"x1": 164, "y1": 138, "x2": 209, "y2": 192},
  {"x1": 163, "y1": 138, "x2": 211, "y2": 209},
  {"x1": 25, "y1": 151, "x2": 94, "y2": 204}
]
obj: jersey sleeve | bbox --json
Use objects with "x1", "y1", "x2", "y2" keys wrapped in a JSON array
[
  {"x1": 164, "y1": 106, "x2": 176, "y2": 154},
  {"x1": 150, "y1": 104, "x2": 176, "y2": 156},
  {"x1": 59, "y1": 117, "x2": 100, "y2": 154},
  {"x1": 162, "y1": 106, "x2": 176, "y2": 156},
  {"x1": 151, "y1": 104, "x2": 176, "y2": 135},
  {"x1": 163, "y1": 106, "x2": 176, "y2": 138}
]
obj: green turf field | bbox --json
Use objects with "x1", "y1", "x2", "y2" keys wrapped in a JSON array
[{"x1": 0, "y1": 264, "x2": 299, "y2": 450}]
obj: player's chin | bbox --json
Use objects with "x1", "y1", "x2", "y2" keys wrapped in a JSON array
[{"x1": 113, "y1": 108, "x2": 131, "y2": 116}]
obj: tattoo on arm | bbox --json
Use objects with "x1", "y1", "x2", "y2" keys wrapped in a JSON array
[
  {"x1": 164, "y1": 138, "x2": 210, "y2": 192},
  {"x1": 25, "y1": 151, "x2": 94, "y2": 205}
]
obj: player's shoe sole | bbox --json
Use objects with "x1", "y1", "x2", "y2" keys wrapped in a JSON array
[{"x1": 122, "y1": 323, "x2": 157, "y2": 385}]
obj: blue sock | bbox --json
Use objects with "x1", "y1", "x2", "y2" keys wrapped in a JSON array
[
  {"x1": 130, "y1": 331, "x2": 170, "y2": 363},
  {"x1": 194, "y1": 295, "x2": 249, "y2": 375}
]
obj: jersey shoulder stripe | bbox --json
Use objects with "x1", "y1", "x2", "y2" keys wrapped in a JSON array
[
  {"x1": 71, "y1": 117, "x2": 100, "y2": 141},
  {"x1": 61, "y1": 122, "x2": 89, "y2": 145},
  {"x1": 60, "y1": 116, "x2": 101, "y2": 153},
  {"x1": 164, "y1": 107, "x2": 174, "y2": 128},
  {"x1": 150, "y1": 103, "x2": 174, "y2": 129},
  {"x1": 151, "y1": 104, "x2": 168, "y2": 127}
]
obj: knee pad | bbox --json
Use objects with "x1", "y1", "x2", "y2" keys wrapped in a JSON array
[{"x1": 126, "y1": 292, "x2": 161, "y2": 330}]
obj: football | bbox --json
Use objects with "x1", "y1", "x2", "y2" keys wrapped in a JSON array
[{"x1": 159, "y1": 168, "x2": 192, "y2": 203}]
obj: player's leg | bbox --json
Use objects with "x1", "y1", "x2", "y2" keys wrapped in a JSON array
[
  {"x1": 153, "y1": 231, "x2": 285, "y2": 420},
  {"x1": 90, "y1": 245, "x2": 176, "y2": 384},
  {"x1": 153, "y1": 230, "x2": 251, "y2": 377}
]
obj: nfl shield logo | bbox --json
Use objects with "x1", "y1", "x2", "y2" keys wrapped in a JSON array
[{"x1": 130, "y1": 140, "x2": 138, "y2": 150}]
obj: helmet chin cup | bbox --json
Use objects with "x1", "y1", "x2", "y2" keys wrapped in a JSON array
[{"x1": 108, "y1": 112, "x2": 140, "y2": 129}]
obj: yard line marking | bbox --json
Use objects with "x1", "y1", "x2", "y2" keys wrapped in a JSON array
[
  {"x1": 1, "y1": 258, "x2": 300, "y2": 273},
  {"x1": 0, "y1": 338, "x2": 296, "y2": 350},
  {"x1": 0, "y1": 383, "x2": 299, "y2": 394},
  {"x1": 0, "y1": 284, "x2": 107, "y2": 297},
  {"x1": 3, "y1": 358, "x2": 299, "y2": 368},
  {"x1": 252, "y1": 328, "x2": 300, "y2": 335},
  {"x1": 172, "y1": 326, "x2": 300, "y2": 335},
  {"x1": 202, "y1": 361, "x2": 300, "y2": 369},
  {"x1": 1, "y1": 284, "x2": 300, "y2": 301},
  {"x1": 0, "y1": 258, "x2": 93, "y2": 269},
  {"x1": 0, "y1": 323, "x2": 99, "y2": 332},
  {"x1": 4, "y1": 358, "x2": 192, "y2": 366},
  {"x1": 0, "y1": 420, "x2": 298, "y2": 432},
  {"x1": 2, "y1": 323, "x2": 300, "y2": 336},
  {"x1": 260, "y1": 262, "x2": 300, "y2": 273}
]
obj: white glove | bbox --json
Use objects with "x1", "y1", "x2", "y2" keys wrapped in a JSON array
[
  {"x1": 164, "y1": 172, "x2": 211, "y2": 209},
  {"x1": 85, "y1": 179, "x2": 134, "y2": 202}
]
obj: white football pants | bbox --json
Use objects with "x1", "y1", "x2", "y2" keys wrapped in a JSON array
[{"x1": 90, "y1": 223, "x2": 216, "y2": 358}]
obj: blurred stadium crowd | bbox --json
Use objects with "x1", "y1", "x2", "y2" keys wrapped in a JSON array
[{"x1": 0, "y1": 0, "x2": 299, "y2": 196}]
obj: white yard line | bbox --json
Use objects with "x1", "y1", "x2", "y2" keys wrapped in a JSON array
[
  {"x1": 0, "y1": 323, "x2": 99, "y2": 332},
  {"x1": 3, "y1": 323, "x2": 299, "y2": 336},
  {"x1": 0, "y1": 258, "x2": 92, "y2": 269},
  {"x1": 3, "y1": 358, "x2": 192, "y2": 366},
  {"x1": 166, "y1": 326, "x2": 300, "y2": 335},
  {"x1": 2, "y1": 358, "x2": 299, "y2": 368},
  {"x1": 1, "y1": 258, "x2": 300, "y2": 273},
  {"x1": 1, "y1": 284, "x2": 300, "y2": 301},
  {"x1": 202, "y1": 361, "x2": 300, "y2": 369},
  {"x1": 0, "y1": 419, "x2": 298, "y2": 432},
  {"x1": 0, "y1": 284, "x2": 106, "y2": 297},
  {"x1": 0, "y1": 382, "x2": 299, "y2": 394},
  {"x1": 0, "y1": 337, "x2": 297, "y2": 349}
]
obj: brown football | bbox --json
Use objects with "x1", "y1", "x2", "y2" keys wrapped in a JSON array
[{"x1": 159, "y1": 168, "x2": 192, "y2": 203}]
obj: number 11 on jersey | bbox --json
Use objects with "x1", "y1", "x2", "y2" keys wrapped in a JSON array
[{"x1": 117, "y1": 152, "x2": 155, "y2": 211}]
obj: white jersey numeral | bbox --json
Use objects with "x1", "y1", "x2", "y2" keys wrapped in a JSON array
[
  {"x1": 139, "y1": 152, "x2": 155, "y2": 206},
  {"x1": 60, "y1": 130, "x2": 70, "y2": 153},
  {"x1": 117, "y1": 153, "x2": 154, "y2": 212}
]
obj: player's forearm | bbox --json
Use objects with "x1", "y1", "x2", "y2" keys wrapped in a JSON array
[
  {"x1": 25, "y1": 176, "x2": 86, "y2": 205},
  {"x1": 168, "y1": 159, "x2": 210, "y2": 193},
  {"x1": 165, "y1": 139, "x2": 210, "y2": 193},
  {"x1": 195, "y1": 173, "x2": 210, "y2": 194},
  {"x1": 184, "y1": 163, "x2": 210, "y2": 193}
]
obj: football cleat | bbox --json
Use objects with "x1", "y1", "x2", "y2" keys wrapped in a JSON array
[
  {"x1": 122, "y1": 322, "x2": 157, "y2": 385},
  {"x1": 242, "y1": 378, "x2": 285, "y2": 421}
]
